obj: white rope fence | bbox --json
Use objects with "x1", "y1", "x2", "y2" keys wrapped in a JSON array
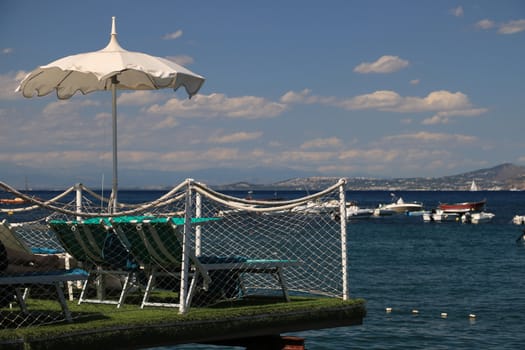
[{"x1": 0, "y1": 178, "x2": 349, "y2": 328}]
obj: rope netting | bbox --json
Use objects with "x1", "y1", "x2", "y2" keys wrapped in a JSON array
[{"x1": 0, "y1": 179, "x2": 348, "y2": 329}]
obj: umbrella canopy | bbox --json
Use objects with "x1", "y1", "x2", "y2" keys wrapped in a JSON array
[{"x1": 17, "y1": 16, "x2": 205, "y2": 212}]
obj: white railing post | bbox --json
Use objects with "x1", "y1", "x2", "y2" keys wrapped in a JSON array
[
  {"x1": 179, "y1": 178, "x2": 193, "y2": 314},
  {"x1": 68, "y1": 183, "x2": 85, "y2": 297},
  {"x1": 339, "y1": 179, "x2": 349, "y2": 300},
  {"x1": 75, "y1": 183, "x2": 83, "y2": 221},
  {"x1": 195, "y1": 191, "x2": 202, "y2": 257}
]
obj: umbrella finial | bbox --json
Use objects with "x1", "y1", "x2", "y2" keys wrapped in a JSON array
[
  {"x1": 111, "y1": 16, "x2": 117, "y2": 36},
  {"x1": 103, "y1": 16, "x2": 124, "y2": 51}
]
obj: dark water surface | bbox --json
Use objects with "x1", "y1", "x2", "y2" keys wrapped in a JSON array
[
  {"x1": 162, "y1": 190, "x2": 525, "y2": 349},
  {"x1": 5, "y1": 189, "x2": 524, "y2": 349}
]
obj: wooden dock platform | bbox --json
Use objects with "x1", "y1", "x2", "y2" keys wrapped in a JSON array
[{"x1": 0, "y1": 297, "x2": 366, "y2": 349}]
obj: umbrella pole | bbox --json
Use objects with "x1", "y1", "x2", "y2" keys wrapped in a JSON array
[{"x1": 110, "y1": 77, "x2": 118, "y2": 213}]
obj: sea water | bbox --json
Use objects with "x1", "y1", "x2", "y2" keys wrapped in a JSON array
[
  {"x1": 152, "y1": 190, "x2": 525, "y2": 349},
  {"x1": 6, "y1": 190, "x2": 525, "y2": 349}
]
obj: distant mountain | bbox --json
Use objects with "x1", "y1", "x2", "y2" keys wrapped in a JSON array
[
  {"x1": 214, "y1": 163, "x2": 525, "y2": 191},
  {"x1": 3, "y1": 162, "x2": 525, "y2": 191},
  {"x1": 451, "y1": 163, "x2": 525, "y2": 182}
]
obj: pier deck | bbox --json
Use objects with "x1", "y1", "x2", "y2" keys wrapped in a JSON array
[{"x1": 0, "y1": 297, "x2": 366, "y2": 349}]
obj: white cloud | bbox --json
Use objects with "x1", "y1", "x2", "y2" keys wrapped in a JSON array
[
  {"x1": 280, "y1": 150, "x2": 338, "y2": 163},
  {"x1": 339, "y1": 148, "x2": 399, "y2": 162},
  {"x1": 118, "y1": 91, "x2": 165, "y2": 105},
  {"x1": 300, "y1": 137, "x2": 343, "y2": 150},
  {"x1": 209, "y1": 131, "x2": 263, "y2": 144},
  {"x1": 42, "y1": 99, "x2": 101, "y2": 116},
  {"x1": 353, "y1": 55, "x2": 409, "y2": 74},
  {"x1": 422, "y1": 108, "x2": 488, "y2": 124},
  {"x1": 0, "y1": 151, "x2": 105, "y2": 167},
  {"x1": 162, "y1": 30, "x2": 183, "y2": 40},
  {"x1": 165, "y1": 55, "x2": 195, "y2": 66},
  {"x1": 450, "y1": 6, "x2": 464, "y2": 17},
  {"x1": 339, "y1": 90, "x2": 402, "y2": 110},
  {"x1": 475, "y1": 19, "x2": 496, "y2": 30},
  {"x1": 393, "y1": 90, "x2": 471, "y2": 112},
  {"x1": 475, "y1": 18, "x2": 525, "y2": 34},
  {"x1": 279, "y1": 89, "x2": 483, "y2": 122},
  {"x1": 383, "y1": 132, "x2": 477, "y2": 143},
  {"x1": 498, "y1": 19, "x2": 525, "y2": 34},
  {"x1": 280, "y1": 89, "x2": 312, "y2": 104},
  {"x1": 280, "y1": 89, "x2": 335, "y2": 105},
  {"x1": 410, "y1": 79, "x2": 420, "y2": 85},
  {"x1": 147, "y1": 93, "x2": 287, "y2": 119},
  {"x1": 0, "y1": 71, "x2": 26, "y2": 100},
  {"x1": 340, "y1": 90, "x2": 472, "y2": 113},
  {"x1": 2, "y1": 48, "x2": 13, "y2": 55},
  {"x1": 152, "y1": 116, "x2": 179, "y2": 129}
]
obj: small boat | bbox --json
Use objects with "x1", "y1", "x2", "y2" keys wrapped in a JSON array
[
  {"x1": 291, "y1": 199, "x2": 340, "y2": 214},
  {"x1": 438, "y1": 199, "x2": 486, "y2": 213},
  {"x1": 0, "y1": 197, "x2": 28, "y2": 205},
  {"x1": 376, "y1": 194, "x2": 423, "y2": 215},
  {"x1": 329, "y1": 201, "x2": 374, "y2": 220},
  {"x1": 423, "y1": 209, "x2": 460, "y2": 222},
  {"x1": 512, "y1": 215, "x2": 525, "y2": 225},
  {"x1": 461, "y1": 211, "x2": 495, "y2": 224},
  {"x1": 346, "y1": 204, "x2": 374, "y2": 220},
  {"x1": 373, "y1": 207, "x2": 396, "y2": 217}
]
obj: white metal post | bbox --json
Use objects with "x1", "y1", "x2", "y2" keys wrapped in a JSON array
[
  {"x1": 75, "y1": 183, "x2": 82, "y2": 221},
  {"x1": 69, "y1": 183, "x2": 84, "y2": 299},
  {"x1": 179, "y1": 179, "x2": 193, "y2": 313},
  {"x1": 195, "y1": 191, "x2": 202, "y2": 257},
  {"x1": 339, "y1": 179, "x2": 349, "y2": 300},
  {"x1": 109, "y1": 76, "x2": 118, "y2": 214}
]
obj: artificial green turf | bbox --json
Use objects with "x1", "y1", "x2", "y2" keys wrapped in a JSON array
[{"x1": 0, "y1": 296, "x2": 366, "y2": 349}]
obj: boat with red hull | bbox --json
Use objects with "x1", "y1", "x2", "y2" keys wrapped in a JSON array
[{"x1": 438, "y1": 199, "x2": 486, "y2": 213}]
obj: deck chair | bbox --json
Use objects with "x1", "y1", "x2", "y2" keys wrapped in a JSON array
[
  {"x1": 1, "y1": 220, "x2": 88, "y2": 322},
  {"x1": 0, "y1": 268, "x2": 88, "y2": 322},
  {"x1": 47, "y1": 218, "x2": 138, "y2": 308},
  {"x1": 111, "y1": 216, "x2": 296, "y2": 312},
  {"x1": 0, "y1": 220, "x2": 32, "y2": 256}
]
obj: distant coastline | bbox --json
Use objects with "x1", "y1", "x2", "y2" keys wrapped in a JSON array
[
  {"x1": 211, "y1": 163, "x2": 525, "y2": 192},
  {"x1": 4, "y1": 163, "x2": 524, "y2": 192}
]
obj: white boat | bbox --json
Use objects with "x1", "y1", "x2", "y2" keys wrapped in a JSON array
[
  {"x1": 376, "y1": 194, "x2": 423, "y2": 215},
  {"x1": 423, "y1": 209, "x2": 460, "y2": 222},
  {"x1": 291, "y1": 199, "x2": 340, "y2": 214},
  {"x1": 461, "y1": 211, "x2": 495, "y2": 224},
  {"x1": 373, "y1": 208, "x2": 396, "y2": 216},
  {"x1": 346, "y1": 203, "x2": 374, "y2": 220},
  {"x1": 512, "y1": 215, "x2": 525, "y2": 225}
]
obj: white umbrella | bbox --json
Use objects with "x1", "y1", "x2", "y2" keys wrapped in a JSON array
[{"x1": 17, "y1": 17, "x2": 205, "y2": 212}]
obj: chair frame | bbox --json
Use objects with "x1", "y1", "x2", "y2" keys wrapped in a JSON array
[
  {"x1": 111, "y1": 217, "x2": 296, "y2": 313},
  {"x1": 0, "y1": 269, "x2": 88, "y2": 322},
  {"x1": 48, "y1": 219, "x2": 137, "y2": 308}
]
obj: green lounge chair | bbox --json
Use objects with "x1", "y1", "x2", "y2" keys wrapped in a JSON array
[
  {"x1": 48, "y1": 218, "x2": 137, "y2": 308},
  {"x1": 111, "y1": 216, "x2": 296, "y2": 312}
]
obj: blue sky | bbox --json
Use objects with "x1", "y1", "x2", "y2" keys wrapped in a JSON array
[{"x1": 1, "y1": 1, "x2": 524, "y2": 188}]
